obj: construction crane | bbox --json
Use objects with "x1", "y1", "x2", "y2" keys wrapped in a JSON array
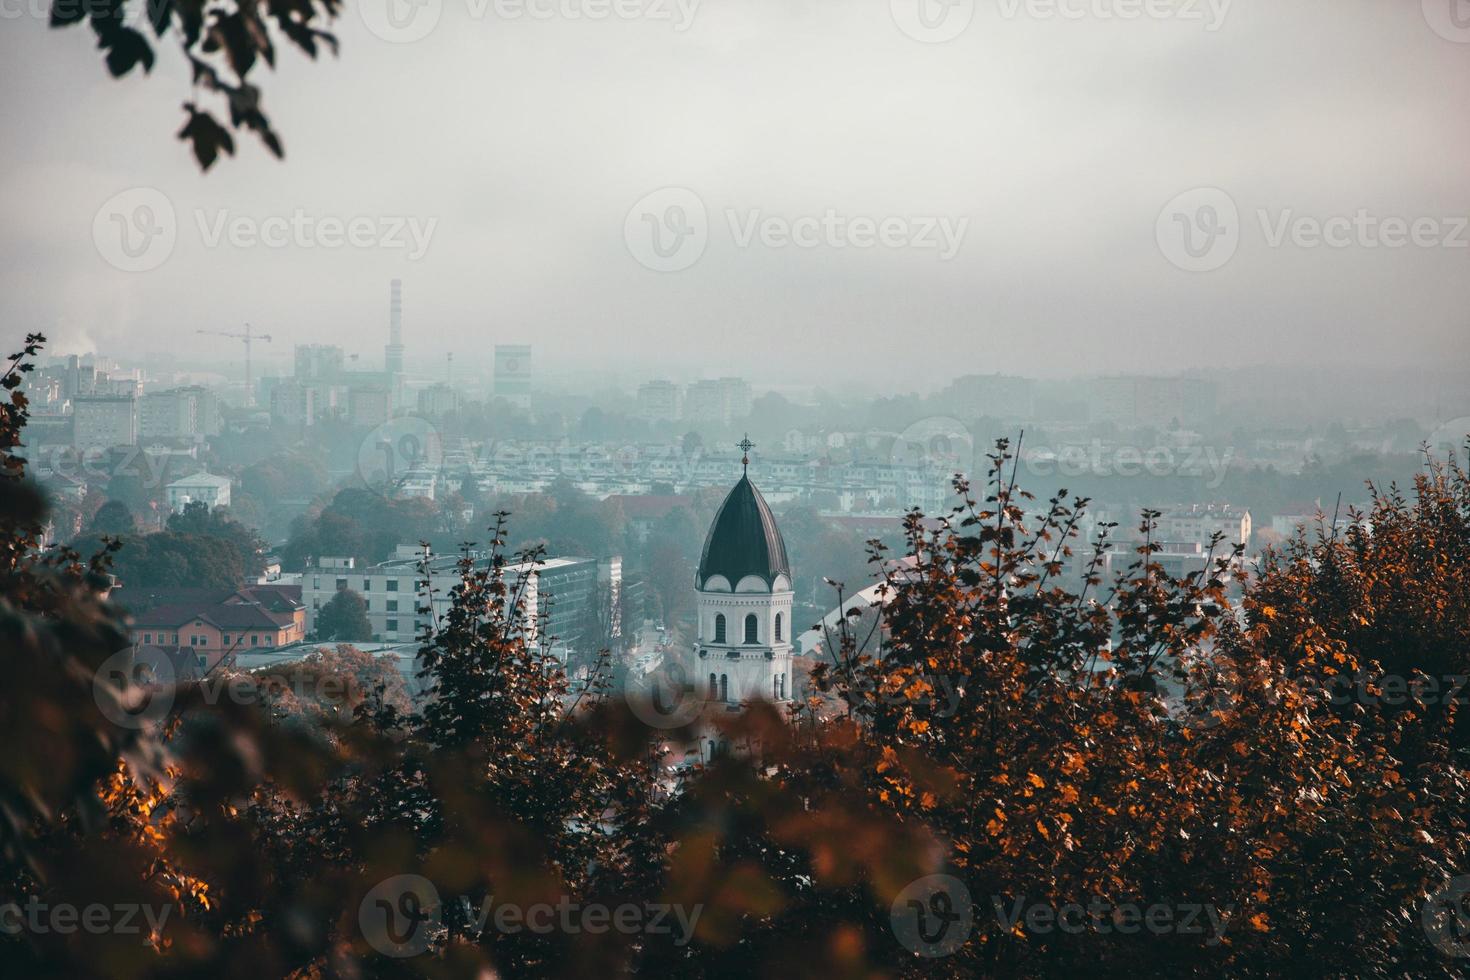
[{"x1": 197, "y1": 323, "x2": 272, "y2": 406}]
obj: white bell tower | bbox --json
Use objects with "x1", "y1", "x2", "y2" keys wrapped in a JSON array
[{"x1": 693, "y1": 437, "x2": 794, "y2": 711}]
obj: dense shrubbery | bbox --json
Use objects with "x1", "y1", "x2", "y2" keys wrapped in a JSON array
[{"x1": 4, "y1": 334, "x2": 1470, "y2": 978}]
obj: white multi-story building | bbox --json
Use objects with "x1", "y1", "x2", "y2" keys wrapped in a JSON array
[
  {"x1": 72, "y1": 395, "x2": 137, "y2": 450},
  {"x1": 684, "y1": 380, "x2": 729, "y2": 424},
  {"x1": 1158, "y1": 504, "x2": 1252, "y2": 549},
  {"x1": 494, "y1": 345, "x2": 533, "y2": 410},
  {"x1": 636, "y1": 380, "x2": 683, "y2": 422},
  {"x1": 139, "y1": 386, "x2": 220, "y2": 441},
  {"x1": 300, "y1": 549, "x2": 620, "y2": 652},
  {"x1": 166, "y1": 472, "x2": 233, "y2": 513}
]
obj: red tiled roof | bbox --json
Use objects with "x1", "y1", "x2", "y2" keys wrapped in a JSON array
[{"x1": 131, "y1": 585, "x2": 301, "y2": 630}]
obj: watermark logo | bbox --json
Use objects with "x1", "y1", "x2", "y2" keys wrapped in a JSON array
[
  {"x1": 625, "y1": 187, "x2": 708, "y2": 272},
  {"x1": 1157, "y1": 187, "x2": 1239, "y2": 273},
  {"x1": 1160, "y1": 188, "x2": 1470, "y2": 272},
  {"x1": 994, "y1": 0, "x2": 1230, "y2": 30},
  {"x1": 625, "y1": 659, "x2": 703, "y2": 729},
  {"x1": 357, "y1": 416, "x2": 445, "y2": 497},
  {"x1": 890, "y1": 0, "x2": 974, "y2": 43},
  {"x1": 93, "y1": 647, "x2": 177, "y2": 730},
  {"x1": 1427, "y1": 416, "x2": 1470, "y2": 463},
  {"x1": 1423, "y1": 875, "x2": 1470, "y2": 958},
  {"x1": 359, "y1": 0, "x2": 444, "y2": 42},
  {"x1": 1423, "y1": 0, "x2": 1470, "y2": 43},
  {"x1": 891, "y1": 874, "x2": 973, "y2": 958},
  {"x1": 360, "y1": 874, "x2": 442, "y2": 958},
  {"x1": 890, "y1": 417, "x2": 975, "y2": 473},
  {"x1": 93, "y1": 187, "x2": 177, "y2": 273}
]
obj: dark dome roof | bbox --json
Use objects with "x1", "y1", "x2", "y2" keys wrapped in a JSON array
[{"x1": 696, "y1": 475, "x2": 791, "y2": 590}]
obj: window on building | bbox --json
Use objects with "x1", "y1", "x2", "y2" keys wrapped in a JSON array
[
  {"x1": 142, "y1": 633, "x2": 151, "y2": 644},
  {"x1": 709, "y1": 673, "x2": 717, "y2": 699},
  {"x1": 386, "y1": 599, "x2": 398, "y2": 612},
  {"x1": 364, "y1": 579, "x2": 371, "y2": 592},
  {"x1": 720, "y1": 674, "x2": 730, "y2": 702},
  {"x1": 775, "y1": 613, "x2": 782, "y2": 642},
  {"x1": 250, "y1": 635, "x2": 258, "y2": 646},
  {"x1": 221, "y1": 634, "x2": 230, "y2": 645},
  {"x1": 714, "y1": 613, "x2": 726, "y2": 644},
  {"x1": 744, "y1": 613, "x2": 758, "y2": 644},
  {"x1": 335, "y1": 578, "x2": 347, "y2": 591},
  {"x1": 773, "y1": 675, "x2": 780, "y2": 700},
  {"x1": 387, "y1": 619, "x2": 399, "y2": 632},
  {"x1": 386, "y1": 580, "x2": 399, "y2": 592}
]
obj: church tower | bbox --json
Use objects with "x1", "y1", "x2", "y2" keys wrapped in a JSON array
[{"x1": 693, "y1": 438, "x2": 794, "y2": 709}]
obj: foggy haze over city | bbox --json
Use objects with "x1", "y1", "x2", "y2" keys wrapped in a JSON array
[
  {"x1": 8, "y1": 3, "x2": 1470, "y2": 977},
  {"x1": 3, "y1": 0, "x2": 1469, "y2": 390}
]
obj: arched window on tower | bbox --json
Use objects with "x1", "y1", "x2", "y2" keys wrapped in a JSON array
[
  {"x1": 775, "y1": 613, "x2": 783, "y2": 642},
  {"x1": 720, "y1": 674, "x2": 729, "y2": 702},
  {"x1": 708, "y1": 673, "x2": 717, "y2": 699},
  {"x1": 744, "y1": 613, "x2": 758, "y2": 644},
  {"x1": 714, "y1": 613, "x2": 726, "y2": 644}
]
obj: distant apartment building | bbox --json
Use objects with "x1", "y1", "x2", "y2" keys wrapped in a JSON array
[
  {"x1": 942, "y1": 373, "x2": 1036, "y2": 419},
  {"x1": 684, "y1": 380, "x2": 726, "y2": 423},
  {"x1": 349, "y1": 386, "x2": 391, "y2": 427},
  {"x1": 494, "y1": 345, "x2": 533, "y2": 409},
  {"x1": 269, "y1": 380, "x2": 318, "y2": 428},
  {"x1": 636, "y1": 380, "x2": 683, "y2": 422},
  {"x1": 1157, "y1": 504, "x2": 1252, "y2": 549},
  {"x1": 128, "y1": 585, "x2": 307, "y2": 672},
  {"x1": 417, "y1": 383, "x2": 458, "y2": 418},
  {"x1": 166, "y1": 471, "x2": 233, "y2": 513},
  {"x1": 684, "y1": 377, "x2": 751, "y2": 424},
  {"x1": 139, "y1": 386, "x2": 220, "y2": 441},
  {"x1": 301, "y1": 549, "x2": 619, "y2": 653},
  {"x1": 1091, "y1": 376, "x2": 1187, "y2": 428},
  {"x1": 719, "y1": 377, "x2": 752, "y2": 419},
  {"x1": 294, "y1": 344, "x2": 346, "y2": 381},
  {"x1": 72, "y1": 395, "x2": 137, "y2": 450}
]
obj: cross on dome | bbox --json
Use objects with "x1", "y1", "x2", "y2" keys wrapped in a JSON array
[{"x1": 738, "y1": 434, "x2": 755, "y2": 473}]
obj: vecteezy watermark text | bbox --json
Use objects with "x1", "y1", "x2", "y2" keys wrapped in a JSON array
[
  {"x1": 0, "y1": 897, "x2": 172, "y2": 942},
  {"x1": 1158, "y1": 187, "x2": 1470, "y2": 273},
  {"x1": 991, "y1": 895, "x2": 1235, "y2": 945},
  {"x1": 624, "y1": 187, "x2": 968, "y2": 272},
  {"x1": 357, "y1": 0, "x2": 700, "y2": 44},
  {"x1": 358, "y1": 875, "x2": 701, "y2": 958},
  {"x1": 93, "y1": 187, "x2": 438, "y2": 272}
]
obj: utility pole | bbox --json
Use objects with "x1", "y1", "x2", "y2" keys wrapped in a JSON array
[{"x1": 197, "y1": 323, "x2": 273, "y2": 406}]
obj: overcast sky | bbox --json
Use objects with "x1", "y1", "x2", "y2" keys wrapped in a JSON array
[{"x1": 2, "y1": 0, "x2": 1468, "y2": 390}]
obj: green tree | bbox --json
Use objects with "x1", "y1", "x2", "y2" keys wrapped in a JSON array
[
  {"x1": 86, "y1": 498, "x2": 136, "y2": 536},
  {"x1": 315, "y1": 588, "x2": 372, "y2": 641}
]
